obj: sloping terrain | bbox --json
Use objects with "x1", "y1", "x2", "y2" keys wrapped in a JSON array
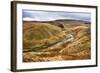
[
  {"x1": 23, "y1": 22, "x2": 65, "y2": 50},
  {"x1": 23, "y1": 20, "x2": 91, "y2": 62}
]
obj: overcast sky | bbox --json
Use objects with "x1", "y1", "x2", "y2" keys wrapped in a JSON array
[{"x1": 23, "y1": 10, "x2": 91, "y2": 22}]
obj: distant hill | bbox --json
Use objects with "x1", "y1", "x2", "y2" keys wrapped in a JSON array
[
  {"x1": 23, "y1": 19, "x2": 90, "y2": 29},
  {"x1": 23, "y1": 19, "x2": 90, "y2": 24}
]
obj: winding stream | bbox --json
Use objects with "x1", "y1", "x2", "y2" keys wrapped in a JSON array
[{"x1": 23, "y1": 34, "x2": 74, "y2": 52}]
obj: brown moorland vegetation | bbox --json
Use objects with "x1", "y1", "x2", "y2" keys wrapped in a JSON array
[{"x1": 23, "y1": 20, "x2": 91, "y2": 62}]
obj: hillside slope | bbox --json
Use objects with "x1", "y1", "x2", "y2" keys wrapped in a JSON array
[
  {"x1": 23, "y1": 21, "x2": 91, "y2": 62},
  {"x1": 23, "y1": 22, "x2": 65, "y2": 49}
]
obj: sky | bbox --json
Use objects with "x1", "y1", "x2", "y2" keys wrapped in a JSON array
[{"x1": 23, "y1": 10, "x2": 91, "y2": 22}]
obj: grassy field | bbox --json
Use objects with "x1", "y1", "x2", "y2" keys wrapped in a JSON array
[{"x1": 23, "y1": 20, "x2": 91, "y2": 62}]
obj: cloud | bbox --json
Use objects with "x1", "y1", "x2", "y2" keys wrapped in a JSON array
[{"x1": 23, "y1": 10, "x2": 91, "y2": 22}]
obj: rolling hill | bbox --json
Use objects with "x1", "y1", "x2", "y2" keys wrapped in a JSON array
[
  {"x1": 23, "y1": 19, "x2": 91, "y2": 62},
  {"x1": 23, "y1": 22, "x2": 65, "y2": 49}
]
